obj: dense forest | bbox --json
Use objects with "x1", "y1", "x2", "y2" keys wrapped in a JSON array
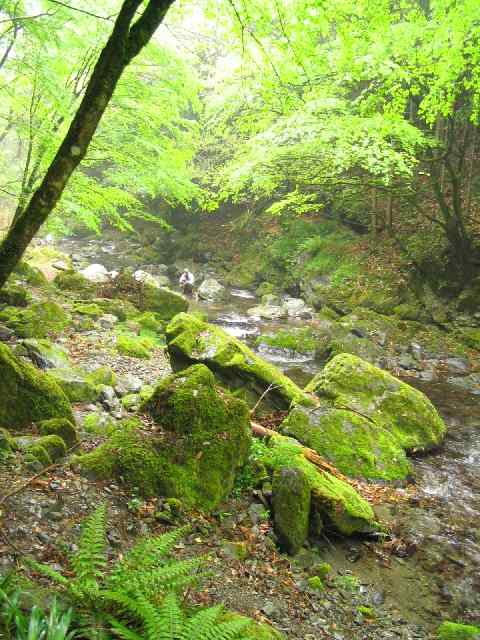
[{"x1": 0, "y1": 1, "x2": 479, "y2": 639}]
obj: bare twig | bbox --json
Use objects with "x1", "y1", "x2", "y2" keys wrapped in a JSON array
[{"x1": 250, "y1": 383, "x2": 281, "y2": 416}]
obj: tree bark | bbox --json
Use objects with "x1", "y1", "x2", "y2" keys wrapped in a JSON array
[{"x1": 0, "y1": 0, "x2": 175, "y2": 288}]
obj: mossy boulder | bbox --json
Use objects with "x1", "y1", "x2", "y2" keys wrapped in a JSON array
[
  {"x1": 25, "y1": 434, "x2": 67, "y2": 467},
  {"x1": 222, "y1": 614, "x2": 285, "y2": 639},
  {"x1": 166, "y1": 313, "x2": 314, "y2": 410},
  {"x1": 79, "y1": 366, "x2": 251, "y2": 510},
  {"x1": 93, "y1": 297, "x2": 138, "y2": 321},
  {"x1": 39, "y1": 418, "x2": 78, "y2": 448},
  {"x1": 0, "y1": 301, "x2": 70, "y2": 339},
  {"x1": 0, "y1": 427, "x2": 16, "y2": 457},
  {"x1": 25, "y1": 246, "x2": 72, "y2": 281},
  {"x1": 0, "y1": 343, "x2": 74, "y2": 428},
  {"x1": 272, "y1": 466, "x2": 311, "y2": 554},
  {"x1": 136, "y1": 311, "x2": 164, "y2": 332},
  {"x1": 0, "y1": 284, "x2": 31, "y2": 307},
  {"x1": 139, "y1": 284, "x2": 188, "y2": 321},
  {"x1": 305, "y1": 353, "x2": 446, "y2": 452},
  {"x1": 280, "y1": 404, "x2": 412, "y2": 481},
  {"x1": 11, "y1": 260, "x2": 48, "y2": 286},
  {"x1": 47, "y1": 367, "x2": 98, "y2": 403},
  {"x1": 85, "y1": 366, "x2": 116, "y2": 387},
  {"x1": 16, "y1": 339, "x2": 70, "y2": 369},
  {"x1": 280, "y1": 354, "x2": 445, "y2": 481},
  {"x1": 73, "y1": 302, "x2": 103, "y2": 318},
  {"x1": 458, "y1": 328, "x2": 480, "y2": 351},
  {"x1": 261, "y1": 434, "x2": 375, "y2": 539},
  {"x1": 54, "y1": 270, "x2": 96, "y2": 295},
  {"x1": 116, "y1": 334, "x2": 153, "y2": 359},
  {"x1": 437, "y1": 621, "x2": 480, "y2": 640}
]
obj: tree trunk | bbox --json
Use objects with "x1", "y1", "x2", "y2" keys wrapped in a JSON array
[{"x1": 0, "y1": 0, "x2": 175, "y2": 288}]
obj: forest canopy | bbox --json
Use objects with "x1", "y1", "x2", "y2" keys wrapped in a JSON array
[{"x1": 0, "y1": 0, "x2": 479, "y2": 284}]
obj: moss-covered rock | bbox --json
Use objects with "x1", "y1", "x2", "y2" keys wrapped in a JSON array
[
  {"x1": 25, "y1": 246, "x2": 72, "y2": 281},
  {"x1": 166, "y1": 313, "x2": 314, "y2": 410},
  {"x1": 73, "y1": 302, "x2": 103, "y2": 318},
  {"x1": 11, "y1": 260, "x2": 48, "y2": 286},
  {"x1": 136, "y1": 311, "x2": 164, "y2": 332},
  {"x1": 47, "y1": 367, "x2": 98, "y2": 403},
  {"x1": 79, "y1": 365, "x2": 251, "y2": 510},
  {"x1": 437, "y1": 621, "x2": 480, "y2": 640},
  {"x1": 306, "y1": 353, "x2": 446, "y2": 452},
  {"x1": 0, "y1": 284, "x2": 31, "y2": 307},
  {"x1": 139, "y1": 284, "x2": 188, "y2": 320},
  {"x1": 54, "y1": 270, "x2": 96, "y2": 295},
  {"x1": 222, "y1": 614, "x2": 286, "y2": 639},
  {"x1": 93, "y1": 297, "x2": 138, "y2": 321},
  {"x1": 272, "y1": 466, "x2": 311, "y2": 554},
  {"x1": 0, "y1": 301, "x2": 70, "y2": 339},
  {"x1": 458, "y1": 328, "x2": 480, "y2": 351},
  {"x1": 0, "y1": 427, "x2": 16, "y2": 457},
  {"x1": 26, "y1": 434, "x2": 67, "y2": 466},
  {"x1": 261, "y1": 434, "x2": 375, "y2": 537},
  {"x1": 0, "y1": 343, "x2": 74, "y2": 428},
  {"x1": 39, "y1": 418, "x2": 78, "y2": 448},
  {"x1": 280, "y1": 404, "x2": 412, "y2": 481},
  {"x1": 116, "y1": 334, "x2": 153, "y2": 359},
  {"x1": 85, "y1": 366, "x2": 116, "y2": 387},
  {"x1": 15, "y1": 338, "x2": 70, "y2": 369}
]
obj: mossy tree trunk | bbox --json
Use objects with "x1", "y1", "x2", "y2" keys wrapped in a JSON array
[{"x1": 0, "y1": 0, "x2": 175, "y2": 289}]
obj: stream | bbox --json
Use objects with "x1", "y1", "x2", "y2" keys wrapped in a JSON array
[{"x1": 57, "y1": 235, "x2": 480, "y2": 628}]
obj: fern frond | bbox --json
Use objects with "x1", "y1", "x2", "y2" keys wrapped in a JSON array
[
  {"x1": 205, "y1": 618, "x2": 252, "y2": 640},
  {"x1": 155, "y1": 592, "x2": 184, "y2": 640},
  {"x1": 71, "y1": 503, "x2": 107, "y2": 585},
  {"x1": 117, "y1": 558, "x2": 205, "y2": 598},
  {"x1": 25, "y1": 558, "x2": 69, "y2": 587},
  {"x1": 179, "y1": 605, "x2": 224, "y2": 640},
  {"x1": 109, "y1": 526, "x2": 191, "y2": 583},
  {"x1": 106, "y1": 615, "x2": 145, "y2": 640}
]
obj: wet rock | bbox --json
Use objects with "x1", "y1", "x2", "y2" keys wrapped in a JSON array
[
  {"x1": 80, "y1": 263, "x2": 110, "y2": 283},
  {"x1": 446, "y1": 373, "x2": 480, "y2": 395},
  {"x1": 198, "y1": 278, "x2": 226, "y2": 302},
  {"x1": 283, "y1": 297, "x2": 314, "y2": 319},
  {"x1": 444, "y1": 357, "x2": 470, "y2": 375}
]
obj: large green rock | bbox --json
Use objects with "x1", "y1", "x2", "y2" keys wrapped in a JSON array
[
  {"x1": 166, "y1": 313, "x2": 314, "y2": 410},
  {"x1": 0, "y1": 301, "x2": 70, "y2": 338},
  {"x1": 438, "y1": 621, "x2": 480, "y2": 640},
  {"x1": 280, "y1": 404, "x2": 412, "y2": 481},
  {"x1": 305, "y1": 354, "x2": 446, "y2": 452},
  {"x1": 54, "y1": 270, "x2": 96, "y2": 296},
  {"x1": 0, "y1": 343, "x2": 74, "y2": 428},
  {"x1": 139, "y1": 284, "x2": 188, "y2": 321},
  {"x1": 261, "y1": 434, "x2": 375, "y2": 539},
  {"x1": 272, "y1": 466, "x2": 311, "y2": 554},
  {"x1": 78, "y1": 365, "x2": 251, "y2": 510},
  {"x1": 280, "y1": 354, "x2": 445, "y2": 481},
  {"x1": 47, "y1": 367, "x2": 98, "y2": 403},
  {"x1": 15, "y1": 339, "x2": 70, "y2": 369}
]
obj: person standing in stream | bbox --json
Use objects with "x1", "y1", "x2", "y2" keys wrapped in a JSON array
[{"x1": 179, "y1": 268, "x2": 195, "y2": 297}]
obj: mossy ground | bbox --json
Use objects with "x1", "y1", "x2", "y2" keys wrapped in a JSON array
[{"x1": 437, "y1": 621, "x2": 480, "y2": 640}]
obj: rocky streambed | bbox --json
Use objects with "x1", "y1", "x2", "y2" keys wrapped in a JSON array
[{"x1": 1, "y1": 233, "x2": 479, "y2": 639}]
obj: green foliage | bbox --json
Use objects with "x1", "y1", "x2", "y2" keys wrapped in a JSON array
[{"x1": 27, "y1": 505, "x2": 203, "y2": 626}]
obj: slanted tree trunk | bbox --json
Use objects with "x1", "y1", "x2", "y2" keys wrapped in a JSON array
[{"x1": 0, "y1": 0, "x2": 175, "y2": 288}]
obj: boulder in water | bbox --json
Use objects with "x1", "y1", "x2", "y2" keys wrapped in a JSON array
[
  {"x1": 166, "y1": 313, "x2": 315, "y2": 410},
  {"x1": 198, "y1": 278, "x2": 226, "y2": 302}
]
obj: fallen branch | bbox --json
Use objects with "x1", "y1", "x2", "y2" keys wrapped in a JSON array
[
  {"x1": 250, "y1": 383, "x2": 281, "y2": 417},
  {"x1": 251, "y1": 421, "x2": 348, "y2": 481}
]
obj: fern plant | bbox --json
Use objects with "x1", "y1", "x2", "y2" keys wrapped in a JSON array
[
  {"x1": 27, "y1": 505, "x2": 204, "y2": 637},
  {"x1": 106, "y1": 591, "x2": 252, "y2": 640}
]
